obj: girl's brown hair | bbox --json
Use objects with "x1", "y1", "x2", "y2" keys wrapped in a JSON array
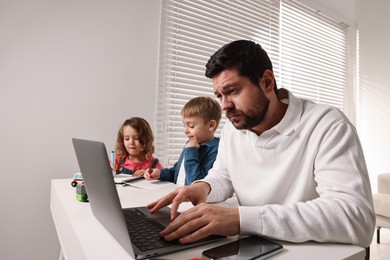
[{"x1": 115, "y1": 117, "x2": 155, "y2": 161}]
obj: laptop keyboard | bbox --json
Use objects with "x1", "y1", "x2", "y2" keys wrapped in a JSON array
[{"x1": 123, "y1": 208, "x2": 177, "y2": 252}]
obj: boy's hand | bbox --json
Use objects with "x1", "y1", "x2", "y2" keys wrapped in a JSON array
[
  {"x1": 144, "y1": 168, "x2": 161, "y2": 180},
  {"x1": 185, "y1": 139, "x2": 200, "y2": 148}
]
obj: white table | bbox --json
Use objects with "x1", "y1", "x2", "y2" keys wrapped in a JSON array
[{"x1": 50, "y1": 179, "x2": 366, "y2": 260}]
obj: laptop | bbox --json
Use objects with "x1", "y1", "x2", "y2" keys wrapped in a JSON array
[{"x1": 72, "y1": 138, "x2": 224, "y2": 259}]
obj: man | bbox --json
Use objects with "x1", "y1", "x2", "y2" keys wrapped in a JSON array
[{"x1": 148, "y1": 40, "x2": 375, "y2": 247}]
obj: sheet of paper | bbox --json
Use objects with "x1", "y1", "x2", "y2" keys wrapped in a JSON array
[
  {"x1": 124, "y1": 179, "x2": 173, "y2": 190},
  {"x1": 113, "y1": 174, "x2": 143, "y2": 184}
]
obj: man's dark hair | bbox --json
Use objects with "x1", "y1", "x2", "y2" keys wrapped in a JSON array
[{"x1": 205, "y1": 40, "x2": 277, "y2": 92}]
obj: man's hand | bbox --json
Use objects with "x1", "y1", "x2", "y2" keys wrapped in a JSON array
[
  {"x1": 147, "y1": 182, "x2": 211, "y2": 220},
  {"x1": 161, "y1": 203, "x2": 240, "y2": 244},
  {"x1": 147, "y1": 182, "x2": 239, "y2": 243}
]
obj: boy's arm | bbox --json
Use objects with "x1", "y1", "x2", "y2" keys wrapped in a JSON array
[
  {"x1": 159, "y1": 151, "x2": 185, "y2": 183},
  {"x1": 159, "y1": 165, "x2": 176, "y2": 183},
  {"x1": 183, "y1": 140, "x2": 219, "y2": 184}
]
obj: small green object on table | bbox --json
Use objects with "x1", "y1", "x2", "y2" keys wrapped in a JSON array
[{"x1": 76, "y1": 183, "x2": 88, "y2": 202}]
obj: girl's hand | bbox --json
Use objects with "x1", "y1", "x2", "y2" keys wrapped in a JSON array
[
  {"x1": 110, "y1": 161, "x2": 117, "y2": 172},
  {"x1": 133, "y1": 170, "x2": 145, "y2": 177}
]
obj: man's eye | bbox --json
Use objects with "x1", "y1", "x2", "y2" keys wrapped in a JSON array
[{"x1": 227, "y1": 89, "x2": 236, "y2": 95}]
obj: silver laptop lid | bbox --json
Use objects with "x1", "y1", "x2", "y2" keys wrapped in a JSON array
[{"x1": 72, "y1": 138, "x2": 135, "y2": 258}]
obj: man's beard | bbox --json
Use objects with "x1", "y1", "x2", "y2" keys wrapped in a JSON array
[{"x1": 226, "y1": 93, "x2": 270, "y2": 130}]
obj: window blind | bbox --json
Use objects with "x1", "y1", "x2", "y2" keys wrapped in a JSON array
[
  {"x1": 280, "y1": 0, "x2": 348, "y2": 110},
  {"x1": 156, "y1": 0, "x2": 280, "y2": 166},
  {"x1": 156, "y1": 0, "x2": 349, "y2": 167}
]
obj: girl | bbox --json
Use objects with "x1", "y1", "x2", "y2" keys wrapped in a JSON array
[{"x1": 112, "y1": 117, "x2": 163, "y2": 176}]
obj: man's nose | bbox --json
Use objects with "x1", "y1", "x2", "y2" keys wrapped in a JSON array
[{"x1": 221, "y1": 96, "x2": 233, "y2": 111}]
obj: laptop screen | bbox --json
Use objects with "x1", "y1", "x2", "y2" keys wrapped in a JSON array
[{"x1": 72, "y1": 138, "x2": 135, "y2": 257}]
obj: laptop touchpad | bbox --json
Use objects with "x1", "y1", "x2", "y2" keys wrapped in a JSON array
[{"x1": 138, "y1": 206, "x2": 178, "y2": 227}]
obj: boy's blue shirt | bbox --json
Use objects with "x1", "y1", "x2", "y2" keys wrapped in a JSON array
[{"x1": 159, "y1": 137, "x2": 220, "y2": 185}]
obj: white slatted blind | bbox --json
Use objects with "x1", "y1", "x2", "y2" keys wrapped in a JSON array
[
  {"x1": 156, "y1": 0, "x2": 280, "y2": 166},
  {"x1": 280, "y1": 0, "x2": 348, "y2": 110},
  {"x1": 156, "y1": 0, "x2": 350, "y2": 167}
]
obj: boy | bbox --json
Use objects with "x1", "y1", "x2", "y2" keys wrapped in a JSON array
[{"x1": 145, "y1": 96, "x2": 221, "y2": 186}]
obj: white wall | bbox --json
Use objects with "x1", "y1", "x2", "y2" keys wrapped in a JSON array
[
  {"x1": 356, "y1": 0, "x2": 390, "y2": 192},
  {"x1": 299, "y1": 0, "x2": 356, "y2": 25},
  {"x1": 0, "y1": 0, "x2": 161, "y2": 259}
]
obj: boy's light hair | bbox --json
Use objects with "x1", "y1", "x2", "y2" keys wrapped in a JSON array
[{"x1": 181, "y1": 96, "x2": 222, "y2": 130}]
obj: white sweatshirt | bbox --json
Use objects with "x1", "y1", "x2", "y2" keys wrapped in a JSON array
[{"x1": 202, "y1": 89, "x2": 375, "y2": 247}]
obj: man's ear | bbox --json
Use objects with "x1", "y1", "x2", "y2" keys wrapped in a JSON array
[
  {"x1": 208, "y1": 119, "x2": 217, "y2": 131},
  {"x1": 259, "y1": 70, "x2": 275, "y2": 93}
]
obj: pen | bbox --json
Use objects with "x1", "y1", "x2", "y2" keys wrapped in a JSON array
[
  {"x1": 147, "y1": 168, "x2": 153, "y2": 178},
  {"x1": 111, "y1": 151, "x2": 115, "y2": 176},
  {"x1": 111, "y1": 150, "x2": 115, "y2": 165}
]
